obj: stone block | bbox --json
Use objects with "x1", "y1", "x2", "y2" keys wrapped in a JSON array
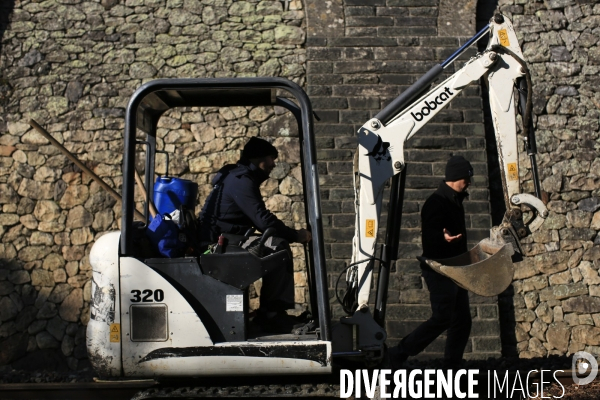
[
  {"x1": 339, "y1": 110, "x2": 370, "y2": 124},
  {"x1": 46, "y1": 316, "x2": 68, "y2": 341},
  {"x1": 572, "y1": 325, "x2": 600, "y2": 346},
  {"x1": 329, "y1": 37, "x2": 397, "y2": 47},
  {"x1": 345, "y1": 0, "x2": 385, "y2": 5},
  {"x1": 31, "y1": 269, "x2": 54, "y2": 287},
  {"x1": 478, "y1": 305, "x2": 498, "y2": 319},
  {"x1": 62, "y1": 245, "x2": 86, "y2": 262},
  {"x1": 61, "y1": 335, "x2": 75, "y2": 357},
  {"x1": 593, "y1": 313, "x2": 600, "y2": 327},
  {"x1": 399, "y1": 289, "x2": 429, "y2": 304},
  {"x1": 514, "y1": 260, "x2": 538, "y2": 280},
  {"x1": 469, "y1": 293, "x2": 497, "y2": 305},
  {"x1": 531, "y1": 319, "x2": 548, "y2": 342},
  {"x1": 473, "y1": 337, "x2": 502, "y2": 353},
  {"x1": 515, "y1": 323, "x2": 529, "y2": 343},
  {"x1": 522, "y1": 276, "x2": 548, "y2": 292},
  {"x1": 564, "y1": 312, "x2": 580, "y2": 327},
  {"x1": 347, "y1": 16, "x2": 394, "y2": 26},
  {"x1": 535, "y1": 302, "x2": 554, "y2": 324},
  {"x1": 554, "y1": 282, "x2": 589, "y2": 300},
  {"x1": 546, "y1": 322, "x2": 570, "y2": 353},
  {"x1": 515, "y1": 309, "x2": 536, "y2": 322},
  {"x1": 58, "y1": 185, "x2": 89, "y2": 209},
  {"x1": 9, "y1": 270, "x2": 30, "y2": 285},
  {"x1": 524, "y1": 292, "x2": 540, "y2": 310},
  {"x1": 48, "y1": 283, "x2": 74, "y2": 304},
  {"x1": 562, "y1": 296, "x2": 600, "y2": 314},
  {"x1": 578, "y1": 197, "x2": 600, "y2": 213},
  {"x1": 36, "y1": 331, "x2": 59, "y2": 349},
  {"x1": 385, "y1": 320, "x2": 423, "y2": 338},
  {"x1": 580, "y1": 314, "x2": 595, "y2": 326},
  {"x1": 331, "y1": 243, "x2": 352, "y2": 259},
  {"x1": 59, "y1": 288, "x2": 83, "y2": 322},
  {"x1": 307, "y1": 62, "x2": 333, "y2": 74},
  {"x1": 471, "y1": 320, "x2": 500, "y2": 336},
  {"x1": 386, "y1": 304, "x2": 432, "y2": 320},
  {"x1": 583, "y1": 246, "x2": 600, "y2": 262},
  {"x1": 549, "y1": 270, "x2": 572, "y2": 286},
  {"x1": 527, "y1": 337, "x2": 547, "y2": 357},
  {"x1": 536, "y1": 251, "x2": 570, "y2": 274}
]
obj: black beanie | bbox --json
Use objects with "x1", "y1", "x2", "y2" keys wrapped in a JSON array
[
  {"x1": 445, "y1": 155, "x2": 473, "y2": 182},
  {"x1": 242, "y1": 137, "x2": 278, "y2": 160}
]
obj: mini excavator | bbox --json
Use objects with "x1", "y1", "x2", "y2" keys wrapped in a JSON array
[{"x1": 86, "y1": 14, "x2": 547, "y2": 382}]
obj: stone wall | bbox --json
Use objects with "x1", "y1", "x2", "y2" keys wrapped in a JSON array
[
  {"x1": 0, "y1": 0, "x2": 307, "y2": 369},
  {"x1": 496, "y1": 0, "x2": 600, "y2": 358}
]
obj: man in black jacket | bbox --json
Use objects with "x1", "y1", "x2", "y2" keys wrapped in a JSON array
[
  {"x1": 389, "y1": 155, "x2": 474, "y2": 369},
  {"x1": 198, "y1": 137, "x2": 311, "y2": 332}
]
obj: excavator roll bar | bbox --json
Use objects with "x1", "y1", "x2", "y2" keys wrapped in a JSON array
[{"x1": 120, "y1": 78, "x2": 332, "y2": 341}]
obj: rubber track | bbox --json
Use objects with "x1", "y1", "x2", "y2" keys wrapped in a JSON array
[{"x1": 132, "y1": 383, "x2": 341, "y2": 399}]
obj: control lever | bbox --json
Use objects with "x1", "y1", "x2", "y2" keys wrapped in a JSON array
[{"x1": 248, "y1": 228, "x2": 276, "y2": 258}]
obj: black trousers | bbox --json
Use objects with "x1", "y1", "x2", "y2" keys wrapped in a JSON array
[
  {"x1": 398, "y1": 267, "x2": 472, "y2": 364},
  {"x1": 242, "y1": 236, "x2": 295, "y2": 312}
]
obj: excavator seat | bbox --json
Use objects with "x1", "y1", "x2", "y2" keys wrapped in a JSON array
[
  {"x1": 200, "y1": 246, "x2": 289, "y2": 290},
  {"x1": 199, "y1": 229, "x2": 290, "y2": 289}
]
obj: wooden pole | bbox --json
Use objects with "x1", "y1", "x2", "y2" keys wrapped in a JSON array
[
  {"x1": 134, "y1": 169, "x2": 157, "y2": 218},
  {"x1": 29, "y1": 119, "x2": 146, "y2": 222}
]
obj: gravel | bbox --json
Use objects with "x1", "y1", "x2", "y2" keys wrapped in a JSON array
[{"x1": 0, "y1": 365, "x2": 94, "y2": 384}]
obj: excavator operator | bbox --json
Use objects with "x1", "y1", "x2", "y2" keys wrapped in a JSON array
[
  {"x1": 389, "y1": 155, "x2": 474, "y2": 370},
  {"x1": 198, "y1": 136, "x2": 312, "y2": 333}
]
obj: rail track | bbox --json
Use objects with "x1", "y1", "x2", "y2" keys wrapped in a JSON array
[{"x1": 0, "y1": 370, "x2": 591, "y2": 400}]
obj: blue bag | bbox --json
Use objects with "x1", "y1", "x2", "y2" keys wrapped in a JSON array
[{"x1": 145, "y1": 214, "x2": 187, "y2": 258}]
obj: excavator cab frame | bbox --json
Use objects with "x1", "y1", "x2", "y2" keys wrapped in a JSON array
[{"x1": 121, "y1": 78, "x2": 331, "y2": 340}]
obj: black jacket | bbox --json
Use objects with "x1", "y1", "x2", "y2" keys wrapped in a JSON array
[
  {"x1": 421, "y1": 181, "x2": 469, "y2": 263},
  {"x1": 198, "y1": 159, "x2": 299, "y2": 243}
]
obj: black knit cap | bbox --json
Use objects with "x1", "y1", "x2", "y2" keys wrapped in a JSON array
[
  {"x1": 242, "y1": 137, "x2": 278, "y2": 160},
  {"x1": 445, "y1": 155, "x2": 473, "y2": 182}
]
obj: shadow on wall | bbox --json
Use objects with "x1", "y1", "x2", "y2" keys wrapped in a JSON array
[
  {"x1": 476, "y1": 0, "x2": 504, "y2": 228},
  {"x1": 0, "y1": 0, "x2": 15, "y2": 60},
  {"x1": 476, "y1": 0, "x2": 518, "y2": 358},
  {"x1": 0, "y1": 0, "x2": 16, "y2": 109}
]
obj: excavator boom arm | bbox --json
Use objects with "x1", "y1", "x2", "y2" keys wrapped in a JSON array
[{"x1": 349, "y1": 14, "x2": 548, "y2": 312}]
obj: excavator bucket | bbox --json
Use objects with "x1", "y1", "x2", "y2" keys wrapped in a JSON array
[{"x1": 417, "y1": 239, "x2": 515, "y2": 297}]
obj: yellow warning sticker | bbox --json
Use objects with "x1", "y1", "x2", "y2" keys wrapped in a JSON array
[
  {"x1": 507, "y1": 163, "x2": 518, "y2": 181},
  {"x1": 365, "y1": 219, "x2": 375, "y2": 238},
  {"x1": 110, "y1": 323, "x2": 120, "y2": 343},
  {"x1": 498, "y1": 29, "x2": 510, "y2": 47}
]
